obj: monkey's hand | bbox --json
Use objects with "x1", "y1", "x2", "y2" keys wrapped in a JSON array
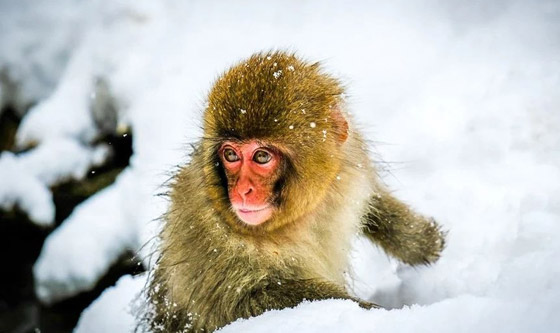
[
  {"x1": 362, "y1": 191, "x2": 446, "y2": 266},
  {"x1": 240, "y1": 278, "x2": 379, "y2": 318}
]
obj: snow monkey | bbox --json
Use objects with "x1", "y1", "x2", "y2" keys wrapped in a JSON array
[{"x1": 143, "y1": 51, "x2": 445, "y2": 332}]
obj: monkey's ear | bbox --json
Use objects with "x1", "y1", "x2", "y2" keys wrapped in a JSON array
[{"x1": 332, "y1": 110, "x2": 349, "y2": 144}]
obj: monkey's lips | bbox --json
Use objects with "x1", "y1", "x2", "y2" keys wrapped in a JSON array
[{"x1": 234, "y1": 205, "x2": 274, "y2": 225}]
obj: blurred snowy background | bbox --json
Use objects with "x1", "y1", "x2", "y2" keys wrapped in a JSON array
[{"x1": 0, "y1": 0, "x2": 559, "y2": 332}]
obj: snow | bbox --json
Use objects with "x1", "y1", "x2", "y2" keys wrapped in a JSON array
[
  {"x1": 1, "y1": 0, "x2": 559, "y2": 332},
  {"x1": 0, "y1": 139, "x2": 109, "y2": 226},
  {"x1": 0, "y1": 0, "x2": 92, "y2": 112},
  {"x1": 0, "y1": 152, "x2": 54, "y2": 225},
  {"x1": 18, "y1": 138, "x2": 109, "y2": 185},
  {"x1": 220, "y1": 295, "x2": 558, "y2": 333},
  {"x1": 74, "y1": 274, "x2": 146, "y2": 333},
  {"x1": 34, "y1": 175, "x2": 131, "y2": 303}
]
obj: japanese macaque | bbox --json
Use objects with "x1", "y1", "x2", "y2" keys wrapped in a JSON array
[{"x1": 143, "y1": 51, "x2": 445, "y2": 332}]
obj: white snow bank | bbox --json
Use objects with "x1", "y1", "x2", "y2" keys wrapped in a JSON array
[
  {"x1": 30, "y1": 0, "x2": 196, "y2": 302},
  {"x1": 34, "y1": 179, "x2": 130, "y2": 303},
  {"x1": 0, "y1": 152, "x2": 54, "y2": 225},
  {"x1": 74, "y1": 274, "x2": 146, "y2": 333},
  {"x1": 221, "y1": 294, "x2": 557, "y2": 333},
  {"x1": 0, "y1": 0, "x2": 93, "y2": 111},
  {"x1": 16, "y1": 43, "x2": 99, "y2": 145},
  {"x1": 75, "y1": 257, "x2": 559, "y2": 333},
  {"x1": 33, "y1": 166, "x2": 168, "y2": 304},
  {"x1": 0, "y1": 139, "x2": 109, "y2": 226},
  {"x1": 18, "y1": 138, "x2": 109, "y2": 185}
]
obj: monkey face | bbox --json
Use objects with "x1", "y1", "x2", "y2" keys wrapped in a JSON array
[{"x1": 219, "y1": 140, "x2": 282, "y2": 225}]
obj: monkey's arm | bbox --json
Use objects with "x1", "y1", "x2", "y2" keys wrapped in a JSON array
[
  {"x1": 362, "y1": 191, "x2": 446, "y2": 265},
  {"x1": 237, "y1": 279, "x2": 378, "y2": 319}
]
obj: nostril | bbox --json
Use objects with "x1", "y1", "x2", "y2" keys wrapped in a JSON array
[{"x1": 237, "y1": 185, "x2": 253, "y2": 200}]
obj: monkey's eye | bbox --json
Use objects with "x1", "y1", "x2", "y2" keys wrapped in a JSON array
[
  {"x1": 253, "y1": 150, "x2": 272, "y2": 164},
  {"x1": 223, "y1": 148, "x2": 240, "y2": 162}
]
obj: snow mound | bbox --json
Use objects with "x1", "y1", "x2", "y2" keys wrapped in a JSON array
[
  {"x1": 74, "y1": 274, "x2": 146, "y2": 333},
  {"x1": 34, "y1": 181, "x2": 130, "y2": 303},
  {"x1": 220, "y1": 294, "x2": 556, "y2": 333},
  {"x1": 0, "y1": 152, "x2": 54, "y2": 225},
  {"x1": 0, "y1": 0, "x2": 92, "y2": 111},
  {"x1": 0, "y1": 139, "x2": 109, "y2": 226},
  {"x1": 16, "y1": 0, "x2": 190, "y2": 301}
]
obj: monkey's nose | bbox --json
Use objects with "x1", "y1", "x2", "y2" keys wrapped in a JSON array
[
  {"x1": 236, "y1": 182, "x2": 254, "y2": 202},
  {"x1": 240, "y1": 187, "x2": 253, "y2": 199},
  {"x1": 235, "y1": 173, "x2": 254, "y2": 203}
]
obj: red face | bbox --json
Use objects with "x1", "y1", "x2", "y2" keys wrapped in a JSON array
[{"x1": 219, "y1": 140, "x2": 281, "y2": 226}]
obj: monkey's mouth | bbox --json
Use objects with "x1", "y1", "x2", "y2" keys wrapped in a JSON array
[{"x1": 234, "y1": 205, "x2": 274, "y2": 225}]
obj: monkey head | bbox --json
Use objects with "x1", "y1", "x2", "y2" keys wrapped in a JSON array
[{"x1": 202, "y1": 51, "x2": 349, "y2": 233}]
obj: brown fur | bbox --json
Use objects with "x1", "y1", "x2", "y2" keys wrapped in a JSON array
[{"x1": 141, "y1": 51, "x2": 445, "y2": 332}]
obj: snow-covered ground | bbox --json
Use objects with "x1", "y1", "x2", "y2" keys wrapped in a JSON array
[{"x1": 1, "y1": 0, "x2": 559, "y2": 332}]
